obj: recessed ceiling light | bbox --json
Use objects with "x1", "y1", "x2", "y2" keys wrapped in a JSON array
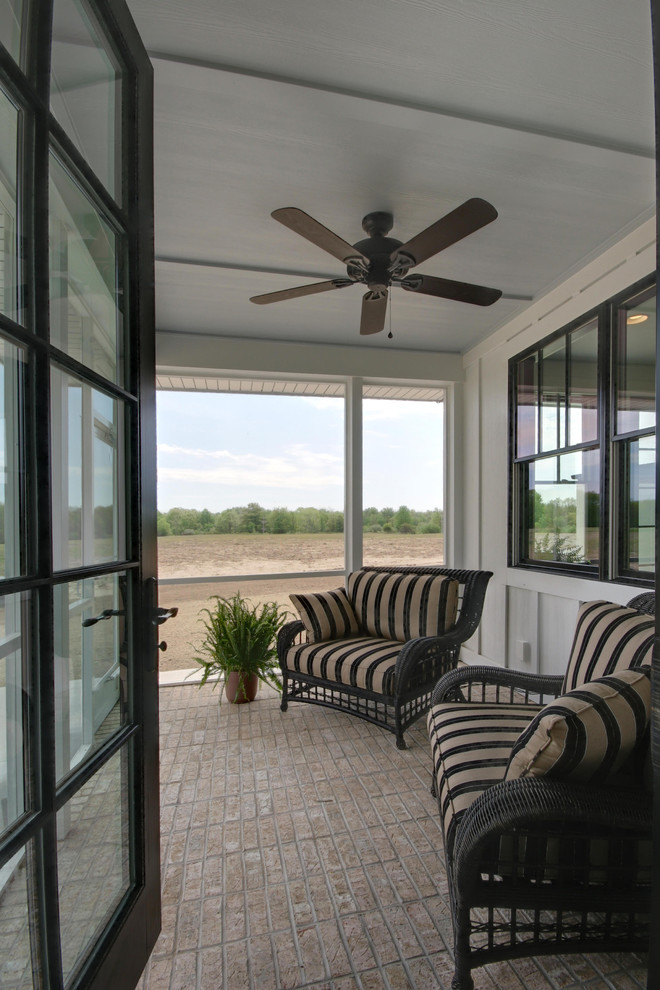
[{"x1": 627, "y1": 313, "x2": 649, "y2": 324}]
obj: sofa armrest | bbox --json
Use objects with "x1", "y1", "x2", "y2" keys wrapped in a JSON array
[
  {"x1": 277, "y1": 619, "x2": 305, "y2": 657},
  {"x1": 431, "y1": 665, "x2": 564, "y2": 706},
  {"x1": 451, "y1": 776, "x2": 652, "y2": 895},
  {"x1": 437, "y1": 569, "x2": 493, "y2": 648},
  {"x1": 394, "y1": 635, "x2": 457, "y2": 688}
]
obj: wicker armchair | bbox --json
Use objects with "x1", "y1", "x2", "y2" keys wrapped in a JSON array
[
  {"x1": 278, "y1": 565, "x2": 492, "y2": 748},
  {"x1": 428, "y1": 596, "x2": 654, "y2": 990}
]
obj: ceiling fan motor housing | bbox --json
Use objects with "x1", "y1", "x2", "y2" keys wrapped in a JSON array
[{"x1": 349, "y1": 213, "x2": 408, "y2": 286}]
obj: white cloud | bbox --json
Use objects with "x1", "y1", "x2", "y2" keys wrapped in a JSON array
[{"x1": 157, "y1": 443, "x2": 342, "y2": 491}]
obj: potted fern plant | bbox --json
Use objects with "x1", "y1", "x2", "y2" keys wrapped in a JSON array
[{"x1": 192, "y1": 591, "x2": 289, "y2": 703}]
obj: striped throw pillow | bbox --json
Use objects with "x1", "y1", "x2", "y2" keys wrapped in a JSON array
[
  {"x1": 562, "y1": 600, "x2": 654, "y2": 693},
  {"x1": 289, "y1": 588, "x2": 359, "y2": 643},
  {"x1": 505, "y1": 666, "x2": 651, "y2": 783},
  {"x1": 346, "y1": 569, "x2": 459, "y2": 642}
]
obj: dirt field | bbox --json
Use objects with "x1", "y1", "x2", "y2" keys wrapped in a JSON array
[{"x1": 156, "y1": 532, "x2": 443, "y2": 671}]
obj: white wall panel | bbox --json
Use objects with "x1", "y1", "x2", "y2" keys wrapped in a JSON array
[
  {"x1": 506, "y1": 586, "x2": 538, "y2": 671},
  {"x1": 538, "y1": 593, "x2": 580, "y2": 676}
]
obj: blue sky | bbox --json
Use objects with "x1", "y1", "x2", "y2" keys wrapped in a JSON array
[{"x1": 156, "y1": 391, "x2": 444, "y2": 512}]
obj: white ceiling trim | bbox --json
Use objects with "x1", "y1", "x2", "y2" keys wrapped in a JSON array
[{"x1": 156, "y1": 373, "x2": 445, "y2": 402}]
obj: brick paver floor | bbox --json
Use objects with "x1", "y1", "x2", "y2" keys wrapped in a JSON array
[{"x1": 136, "y1": 682, "x2": 648, "y2": 990}]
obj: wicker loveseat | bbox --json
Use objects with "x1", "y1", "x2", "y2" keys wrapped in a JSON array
[
  {"x1": 278, "y1": 565, "x2": 492, "y2": 749},
  {"x1": 427, "y1": 595, "x2": 654, "y2": 990}
]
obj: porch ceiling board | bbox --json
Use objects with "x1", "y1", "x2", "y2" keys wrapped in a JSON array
[
  {"x1": 155, "y1": 375, "x2": 444, "y2": 401},
  {"x1": 125, "y1": 0, "x2": 654, "y2": 357}
]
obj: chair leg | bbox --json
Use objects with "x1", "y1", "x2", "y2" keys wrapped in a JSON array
[
  {"x1": 280, "y1": 674, "x2": 288, "y2": 712},
  {"x1": 451, "y1": 907, "x2": 475, "y2": 990},
  {"x1": 451, "y1": 971, "x2": 474, "y2": 990},
  {"x1": 394, "y1": 709, "x2": 406, "y2": 749}
]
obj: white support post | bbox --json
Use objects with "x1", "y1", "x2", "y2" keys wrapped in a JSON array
[
  {"x1": 344, "y1": 377, "x2": 363, "y2": 575},
  {"x1": 444, "y1": 381, "x2": 464, "y2": 568}
]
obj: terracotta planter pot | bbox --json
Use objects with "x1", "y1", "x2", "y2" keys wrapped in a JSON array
[{"x1": 225, "y1": 671, "x2": 259, "y2": 704}]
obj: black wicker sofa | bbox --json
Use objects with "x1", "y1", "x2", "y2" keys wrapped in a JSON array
[
  {"x1": 427, "y1": 594, "x2": 654, "y2": 990},
  {"x1": 277, "y1": 565, "x2": 492, "y2": 749}
]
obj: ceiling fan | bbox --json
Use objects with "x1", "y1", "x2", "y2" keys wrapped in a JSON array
[{"x1": 250, "y1": 199, "x2": 502, "y2": 336}]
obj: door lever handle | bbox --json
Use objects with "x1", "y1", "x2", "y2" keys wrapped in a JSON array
[
  {"x1": 155, "y1": 606, "x2": 179, "y2": 625},
  {"x1": 82, "y1": 608, "x2": 122, "y2": 628}
]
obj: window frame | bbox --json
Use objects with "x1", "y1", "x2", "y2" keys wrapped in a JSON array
[
  {"x1": 610, "y1": 279, "x2": 657, "y2": 580},
  {"x1": 509, "y1": 273, "x2": 655, "y2": 586}
]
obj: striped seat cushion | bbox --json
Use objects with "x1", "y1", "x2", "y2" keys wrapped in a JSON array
[
  {"x1": 427, "y1": 701, "x2": 539, "y2": 842},
  {"x1": 505, "y1": 666, "x2": 651, "y2": 782},
  {"x1": 347, "y1": 569, "x2": 459, "y2": 642},
  {"x1": 282, "y1": 636, "x2": 402, "y2": 695},
  {"x1": 289, "y1": 588, "x2": 359, "y2": 643},
  {"x1": 562, "y1": 600, "x2": 654, "y2": 693}
]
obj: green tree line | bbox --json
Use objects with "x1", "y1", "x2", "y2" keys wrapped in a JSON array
[
  {"x1": 530, "y1": 492, "x2": 601, "y2": 532},
  {"x1": 157, "y1": 503, "x2": 444, "y2": 537}
]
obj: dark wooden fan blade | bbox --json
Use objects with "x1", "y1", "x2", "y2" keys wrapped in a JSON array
[
  {"x1": 272, "y1": 208, "x2": 368, "y2": 268},
  {"x1": 400, "y1": 273, "x2": 501, "y2": 306},
  {"x1": 360, "y1": 289, "x2": 388, "y2": 335},
  {"x1": 391, "y1": 198, "x2": 498, "y2": 268},
  {"x1": 250, "y1": 279, "x2": 352, "y2": 305}
]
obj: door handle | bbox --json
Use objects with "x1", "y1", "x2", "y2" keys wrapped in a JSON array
[
  {"x1": 146, "y1": 578, "x2": 179, "y2": 672},
  {"x1": 155, "y1": 606, "x2": 178, "y2": 625},
  {"x1": 82, "y1": 608, "x2": 122, "y2": 627}
]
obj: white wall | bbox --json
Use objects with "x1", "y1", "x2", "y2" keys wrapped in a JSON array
[
  {"x1": 156, "y1": 333, "x2": 464, "y2": 384},
  {"x1": 461, "y1": 218, "x2": 656, "y2": 673}
]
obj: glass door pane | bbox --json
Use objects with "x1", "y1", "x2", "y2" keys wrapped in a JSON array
[
  {"x1": 54, "y1": 573, "x2": 129, "y2": 783},
  {"x1": 49, "y1": 154, "x2": 125, "y2": 384},
  {"x1": 50, "y1": 0, "x2": 122, "y2": 201},
  {"x1": 57, "y1": 746, "x2": 131, "y2": 983},
  {"x1": 0, "y1": 839, "x2": 40, "y2": 989},
  {"x1": 0, "y1": 86, "x2": 20, "y2": 325},
  {"x1": 0, "y1": 336, "x2": 25, "y2": 578},
  {"x1": 0, "y1": 0, "x2": 23, "y2": 67},
  {"x1": 0, "y1": 591, "x2": 29, "y2": 835},
  {"x1": 51, "y1": 367, "x2": 126, "y2": 570}
]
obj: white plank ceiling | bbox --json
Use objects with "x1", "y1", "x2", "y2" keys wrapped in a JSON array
[{"x1": 126, "y1": 0, "x2": 655, "y2": 355}]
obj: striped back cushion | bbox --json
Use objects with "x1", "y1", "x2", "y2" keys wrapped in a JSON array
[
  {"x1": 289, "y1": 588, "x2": 359, "y2": 643},
  {"x1": 505, "y1": 666, "x2": 651, "y2": 783},
  {"x1": 346, "y1": 569, "x2": 459, "y2": 642},
  {"x1": 562, "y1": 600, "x2": 654, "y2": 693}
]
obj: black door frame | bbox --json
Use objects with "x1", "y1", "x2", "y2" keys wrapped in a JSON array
[
  {"x1": 651, "y1": 2, "x2": 660, "y2": 990},
  {"x1": 0, "y1": 1, "x2": 160, "y2": 987}
]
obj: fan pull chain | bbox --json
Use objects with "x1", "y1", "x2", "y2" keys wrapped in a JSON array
[{"x1": 388, "y1": 287, "x2": 393, "y2": 339}]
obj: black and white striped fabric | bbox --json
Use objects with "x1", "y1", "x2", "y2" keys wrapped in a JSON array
[
  {"x1": 562, "y1": 600, "x2": 654, "y2": 693},
  {"x1": 283, "y1": 636, "x2": 402, "y2": 695},
  {"x1": 289, "y1": 588, "x2": 359, "y2": 643},
  {"x1": 505, "y1": 666, "x2": 651, "y2": 782},
  {"x1": 427, "y1": 701, "x2": 538, "y2": 841},
  {"x1": 346, "y1": 569, "x2": 458, "y2": 642}
]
